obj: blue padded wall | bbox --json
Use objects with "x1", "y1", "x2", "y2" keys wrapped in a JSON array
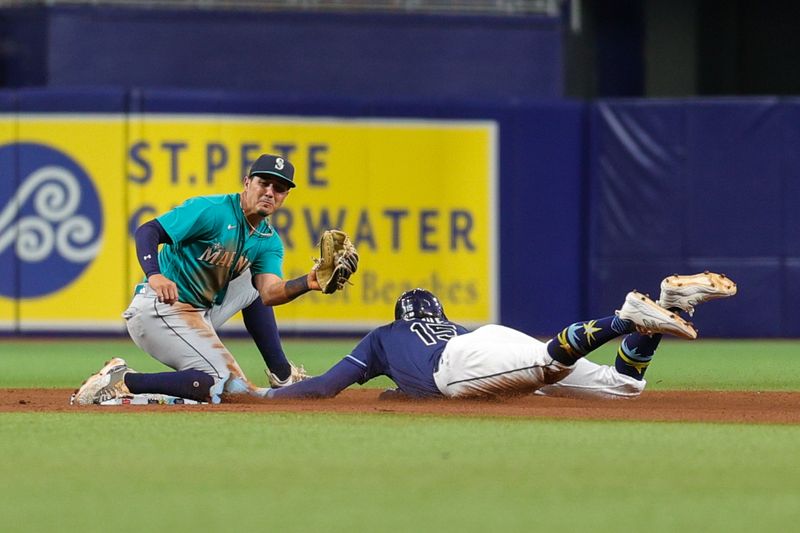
[
  {"x1": 15, "y1": 87, "x2": 129, "y2": 112},
  {"x1": 3, "y1": 6, "x2": 563, "y2": 101},
  {"x1": 0, "y1": 7, "x2": 47, "y2": 87},
  {"x1": 589, "y1": 98, "x2": 800, "y2": 337},
  {"x1": 496, "y1": 102, "x2": 586, "y2": 334}
]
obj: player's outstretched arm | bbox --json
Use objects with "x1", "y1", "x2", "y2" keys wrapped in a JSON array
[
  {"x1": 253, "y1": 271, "x2": 321, "y2": 306},
  {"x1": 267, "y1": 358, "x2": 364, "y2": 399}
]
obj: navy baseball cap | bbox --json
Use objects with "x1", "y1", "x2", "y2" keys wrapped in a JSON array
[{"x1": 248, "y1": 154, "x2": 296, "y2": 188}]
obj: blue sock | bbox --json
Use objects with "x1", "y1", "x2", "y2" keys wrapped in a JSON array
[
  {"x1": 614, "y1": 333, "x2": 662, "y2": 380},
  {"x1": 242, "y1": 301, "x2": 291, "y2": 380},
  {"x1": 125, "y1": 370, "x2": 213, "y2": 402},
  {"x1": 547, "y1": 315, "x2": 635, "y2": 366}
]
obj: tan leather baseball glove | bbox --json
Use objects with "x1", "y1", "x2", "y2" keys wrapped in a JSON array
[{"x1": 314, "y1": 229, "x2": 359, "y2": 294}]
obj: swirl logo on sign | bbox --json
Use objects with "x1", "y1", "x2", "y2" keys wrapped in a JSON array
[{"x1": 0, "y1": 143, "x2": 103, "y2": 298}]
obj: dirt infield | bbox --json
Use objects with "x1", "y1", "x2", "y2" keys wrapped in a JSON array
[{"x1": 1, "y1": 388, "x2": 799, "y2": 424}]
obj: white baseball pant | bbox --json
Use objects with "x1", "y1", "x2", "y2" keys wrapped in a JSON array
[
  {"x1": 433, "y1": 324, "x2": 645, "y2": 399},
  {"x1": 207, "y1": 268, "x2": 260, "y2": 330}
]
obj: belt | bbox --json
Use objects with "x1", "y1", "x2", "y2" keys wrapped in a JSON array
[{"x1": 133, "y1": 283, "x2": 148, "y2": 297}]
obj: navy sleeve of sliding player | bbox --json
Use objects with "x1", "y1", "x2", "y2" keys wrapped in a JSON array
[{"x1": 267, "y1": 358, "x2": 365, "y2": 399}]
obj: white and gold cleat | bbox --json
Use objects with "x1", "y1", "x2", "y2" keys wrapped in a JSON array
[
  {"x1": 617, "y1": 291, "x2": 698, "y2": 340},
  {"x1": 267, "y1": 361, "x2": 310, "y2": 388},
  {"x1": 70, "y1": 357, "x2": 133, "y2": 405},
  {"x1": 658, "y1": 271, "x2": 737, "y2": 316}
]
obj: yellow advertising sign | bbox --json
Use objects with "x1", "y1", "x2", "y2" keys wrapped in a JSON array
[
  {"x1": 0, "y1": 115, "x2": 128, "y2": 331},
  {"x1": 1, "y1": 114, "x2": 496, "y2": 332},
  {"x1": 127, "y1": 116, "x2": 497, "y2": 330}
]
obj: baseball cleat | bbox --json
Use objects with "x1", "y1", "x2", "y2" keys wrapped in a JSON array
[
  {"x1": 617, "y1": 291, "x2": 698, "y2": 340},
  {"x1": 70, "y1": 357, "x2": 134, "y2": 405},
  {"x1": 267, "y1": 361, "x2": 310, "y2": 388},
  {"x1": 658, "y1": 271, "x2": 737, "y2": 316}
]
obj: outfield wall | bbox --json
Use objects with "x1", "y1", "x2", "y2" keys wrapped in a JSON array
[
  {"x1": 0, "y1": 88, "x2": 585, "y2": 336},
  {"x1": 0, "y1": 6, "x2": 563, "y2": 101},
  {"x1": 588, "y1": 98, "x2": 800, "y2": 337},
  {"x1": 1, "y1": 90, "x2": 795, "y2": 337}
]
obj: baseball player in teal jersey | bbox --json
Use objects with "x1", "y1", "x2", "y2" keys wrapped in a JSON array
[{"x1": 72, "y1": 154, "x2": 321, "y2": 405}]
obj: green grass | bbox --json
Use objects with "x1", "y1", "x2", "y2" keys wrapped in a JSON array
[
  {"x1": 586, "y1": 338, "x2": 800, "y2": 391},
  {"x1": 1, "y1": 338, "x2": 799, "y2": 391},
  {"x1": 0, "y1": 337, "x2": 368, "y2": 389},
  {"x1": 1, "y1": 338, "x2": 799, "y2": 533},
  {"x1": 1, "y1": 413, "x2": 799, "y2": 532}
]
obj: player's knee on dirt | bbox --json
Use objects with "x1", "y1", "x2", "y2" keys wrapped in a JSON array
[{"x1": 181, "y1": 370, "x2": 215, "y2": 402}]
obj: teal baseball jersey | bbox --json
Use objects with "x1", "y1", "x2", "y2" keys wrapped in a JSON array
[{"x1": 155, "y1": 193, "x2": 283, "y2": 308}]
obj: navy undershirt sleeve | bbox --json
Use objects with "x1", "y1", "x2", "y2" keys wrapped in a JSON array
[
  {"x1": 268, "y1": 358, "x2": 364, "y2": 399},
  {"x1": 134, "y1": 219, "x2": 172, "y2": 278},
  {"x1": 241, "y1": 300, "x2": 291, "y2": 380}
]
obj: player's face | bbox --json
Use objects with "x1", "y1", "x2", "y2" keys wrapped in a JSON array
[{"x1": 242, "y1": 176, "x2": 290, "y2": 217}]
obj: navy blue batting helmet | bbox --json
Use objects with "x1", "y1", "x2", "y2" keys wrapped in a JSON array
[{"x1": 394, "y1": 288, "x2": 447, "y2": 320}]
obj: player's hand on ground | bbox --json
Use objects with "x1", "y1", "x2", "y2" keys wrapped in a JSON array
[
  {"x1": 148, "y1": 274, "x2": 178, "y2": 304},
  {"x1": 379, "y1": 388, "x2": 411, "y2": 401}
]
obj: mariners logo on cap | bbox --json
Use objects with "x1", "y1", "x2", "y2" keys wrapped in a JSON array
[{"x1": 249, "y1": 154, "x2": 296, "y2": 188}]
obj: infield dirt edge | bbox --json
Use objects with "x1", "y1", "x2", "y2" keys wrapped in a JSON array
[{"x1": 2, "y1": 388, "x2": 799, "y2": 424}]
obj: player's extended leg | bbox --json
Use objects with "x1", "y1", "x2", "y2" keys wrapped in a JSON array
[
  {"x1": 546, "y1": 291, "x2": 696, "y2": 366},
  {"x1": 536, "y1": 333, "x2": 659, "y2": 399},
  {"x1": 613, "y1": 332, "x2": 662, "y2": 381},
  {"x1": 615, "y1": 271, "x2": 737, "y2": 380},
  {"x1": 536, "y1": 300, "x2": 676, "y2": 398},
  {"x1": 539, "y1": 272, "x2": 737, "y2": 399},
  {"x1": 434, "y1": 291, "x2": 695, "y2": 398}
]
